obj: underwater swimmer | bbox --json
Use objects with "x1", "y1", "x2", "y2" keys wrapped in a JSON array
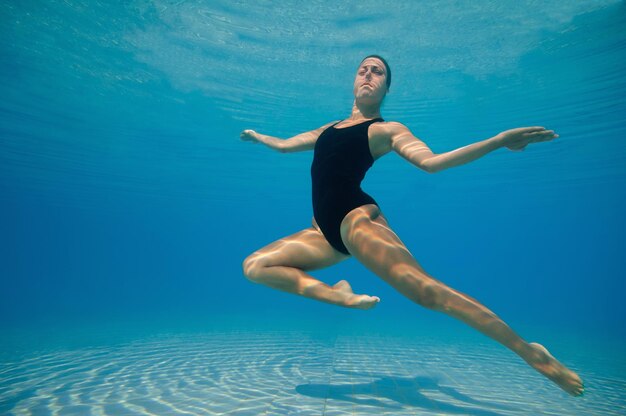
[{"x1": 240, "y1": 55, "x2": 583, "y2": 397}]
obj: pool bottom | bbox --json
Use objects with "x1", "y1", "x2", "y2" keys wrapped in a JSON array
[{"x1": 1, "y1": 318, "x2": 624, "y2": 415}]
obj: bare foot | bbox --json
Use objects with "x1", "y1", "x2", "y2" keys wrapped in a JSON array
[
  {"x1": 332, "y1": 280, "x2": 380, "y2": 310},
  {"x1": 525, "y1": 342, "x2": 584, "y2": 396}
]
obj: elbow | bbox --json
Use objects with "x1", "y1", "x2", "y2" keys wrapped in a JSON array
[
  {"x1": 421, "y1": 159, "x2": 439, "y2": 174},
  {"x1": 422, "y1": 164, "x2": 435, "y2": 174}
]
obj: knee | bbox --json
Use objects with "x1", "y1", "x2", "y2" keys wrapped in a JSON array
[
  {"x1": 416, "y1": 280, "x2": 449, "y2": 310},
  {"x1": 242, "y1": 254, "x2": 264, "y2": 283}
]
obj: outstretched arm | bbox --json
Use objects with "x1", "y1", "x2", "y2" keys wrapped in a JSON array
[
  {"x1": 391, "y1": 123, "x2": 558, "y2": 173},
  {"x1": 424, "y1": 133, "x2": 502, "y2": 173},
  {"x1": 240, "y1": 121, "x2": 338, "y2": 153}
]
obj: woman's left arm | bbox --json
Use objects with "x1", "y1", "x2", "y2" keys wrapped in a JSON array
[
  {"x1": 428, "y1": 126, "x2": 558, "y2": 172},
  {"x1": 391, "y1": 123, "x2": 558, "y2": 173}
]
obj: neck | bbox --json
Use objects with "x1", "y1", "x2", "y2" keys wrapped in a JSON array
[{"x1": 349, "y1": 101, "x2": 381, "y2": 121}]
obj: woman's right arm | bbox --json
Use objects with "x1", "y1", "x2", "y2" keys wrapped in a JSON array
[{"x1": 240, "y1": 121, "x2": 338, "y2": 153}]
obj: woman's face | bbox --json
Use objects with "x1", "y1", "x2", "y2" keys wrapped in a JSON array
[{"x1": 353, "y1": 57, "x2": 388, "y2": 106}]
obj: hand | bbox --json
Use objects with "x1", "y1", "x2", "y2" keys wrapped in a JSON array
[
  {"x1": 497, "y1": 127, "x2": 559, "y2": 152},
  {"x1": 240, "y1": 129, "x2": 259, "y2": 143}
]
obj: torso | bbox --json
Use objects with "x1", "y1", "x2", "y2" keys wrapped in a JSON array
[
  {"x1": 310, "y1": 118, "x2": 385, "y2": 254},
  {"x1": 331, "y1": 119, "x2": 393, "y2": 161}
]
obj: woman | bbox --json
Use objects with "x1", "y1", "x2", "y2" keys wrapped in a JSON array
[{"x1": 240, "y1": 55, "x2": 583, "y2": 397}]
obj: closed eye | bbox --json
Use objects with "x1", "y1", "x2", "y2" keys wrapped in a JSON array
[{"x1": 358, "y1": 65, "x2": 384, "y2": 76}]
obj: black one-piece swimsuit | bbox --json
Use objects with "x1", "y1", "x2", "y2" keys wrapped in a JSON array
[{"x1": 310, "y1": 118, "x2": 383, "y2": 254}]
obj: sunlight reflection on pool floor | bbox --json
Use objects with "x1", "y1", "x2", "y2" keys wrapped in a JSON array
[{"x1": 1, "y1": 328, "x2": 624, "y2": 415}]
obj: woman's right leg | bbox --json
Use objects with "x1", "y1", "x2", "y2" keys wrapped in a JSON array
[{"x1": 242, "y1": 218, "x2": 380, "y2": 309}]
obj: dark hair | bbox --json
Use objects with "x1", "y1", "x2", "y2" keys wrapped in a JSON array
[{"x1": 360, "y1": 55, "x2": 391, "y2": 89}]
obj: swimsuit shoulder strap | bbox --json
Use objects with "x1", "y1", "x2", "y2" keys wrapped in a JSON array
[{"x1": 334, "y1": 118, "x2": 385, "y2": 127}]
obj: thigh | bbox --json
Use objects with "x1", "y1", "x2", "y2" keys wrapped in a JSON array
[
  {"x1": 246, "y1": 218, "x2": 350, "y2": 272},
  {"x1": 340, "y1": 205, "x2": 432, "y2": 287}
]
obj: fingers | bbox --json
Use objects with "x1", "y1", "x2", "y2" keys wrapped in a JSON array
[
  {"x1": 523, "y1": 126, "x2": 558, "y2": 135},
  {"x1": 528, "y1": 129, "x2": 558, "y2": 142},
  {"x1": 507, "y1": 127, "x2": 558, "y2": 151},
  {"x1": 240, "y1": 129, "x2": 254, "y2": 139},
  {"x1": 512, "y1": 127, "x2": 557, "y2": 141},
  {"x1": 240, "y1": 129, "x2": 260, "y2": 144},
  {"x1": 523, "y1": 126, "x2": 549, "y2": 134}
]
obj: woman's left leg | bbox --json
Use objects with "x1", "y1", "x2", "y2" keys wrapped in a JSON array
[{"x1": 339, "y1": 204, "x2": 583, "y2": 396}]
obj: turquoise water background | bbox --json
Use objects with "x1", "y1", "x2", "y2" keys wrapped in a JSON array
[{"x1": 1, "y1": 1, "x2": 625, "y2": 414}]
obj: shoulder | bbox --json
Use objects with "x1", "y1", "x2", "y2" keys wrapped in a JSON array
[
  {"x1": 319, "y1": 120, "x2": 341, "y2": 130},
  {"x1": 307, "y1": 120, "x2": 340, "y2": 136},
  {"x1": 307, "y1": 120, "x2": 340, "y2": 138},
  {"x1": 370, "y1": 120, "x2": 410, "y2": 139}
]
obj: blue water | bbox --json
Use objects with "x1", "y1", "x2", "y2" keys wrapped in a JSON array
[{"x1": 1, "y1": 1, "x2": 625, "y2": 414}]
